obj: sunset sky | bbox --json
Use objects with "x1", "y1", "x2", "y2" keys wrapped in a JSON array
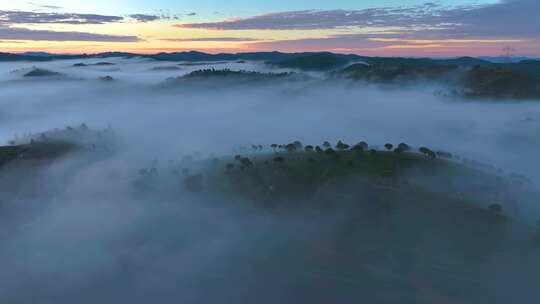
[{"x1": 1, "y1": 0, "x2": 538, "y2": 56}]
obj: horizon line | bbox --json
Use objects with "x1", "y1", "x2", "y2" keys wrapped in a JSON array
[{"x1": 2, "y1": 50, "x2": 538, "y2": 59}]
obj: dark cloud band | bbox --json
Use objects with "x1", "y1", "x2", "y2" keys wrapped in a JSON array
[
  {"x1": 0, "y1": 10, "x2": 123, "y2": 25},
  {"x1": 178, "y1": 0, "x2": 539, "y2": 40},
  {"x1": 0, "y1": 27, "x2": 140, "y2": 42}
]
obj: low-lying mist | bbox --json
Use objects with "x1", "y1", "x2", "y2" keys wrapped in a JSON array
[
  {"x1": 1, "y1": 57, "x2": 540, "y2": 303},
  {"x1": 1, "y1": 57, "x2": 539, "y2": 180}
]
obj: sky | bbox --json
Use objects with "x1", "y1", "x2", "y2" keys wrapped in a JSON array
[{"x1": 0, "y1": 0, "x2": 538, "y2": 57}]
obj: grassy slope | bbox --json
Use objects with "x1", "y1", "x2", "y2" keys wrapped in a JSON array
[
  {"x1": 181, "y1": 147, "x2": 537, "y2": 232},
  {"x1": 337, "y1": 63, "x2": 459, "y2": 83},
  {"x1": 270, "y1": 53, "x2": 350, "y2": 71},
  {"x1": 0, "y1": 141, "x2": 76, "y2": 168},
  {"x1": 184, "y1": 149, "x2": 540, "y2": 302},
  {"x1": 206, "y1": 150, "x2": 511, "y2": 206}
]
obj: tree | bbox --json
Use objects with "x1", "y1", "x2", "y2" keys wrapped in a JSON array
[
  {"x1": 285, "y1": 143, "x2": 296, "y2": 153},
  {"x1": 315, "y1": 146, "x2": 323, "y2": 153},
  {"x1": 369, "y1": 149, "x2": 377, "y2": 155},
  {"x1": 352, "y1": 144, "x2": 364, "y2": 153},
  {"x1": 419, "y1": 147, "x2": 436, "y2": 159},
  {"x1": 357, "y1": 141, "x2": 368, "y2": 150},
  {"x1": 322, "y1": 141, "x2": 331, "y2": 149},
  {"x1": 270, "y1": 144, "x2": 278, "y2": 152},
  {"x1": 398, "y1": 143, "x2": 410, "y2": 151},
  {"x1": 305, "y1": 145, "x2": 314, "y2": 152},
  {"x1": 336, "y1": 140, "x2": 350, "y2": 151},
  {"x1": 293, "y1": 140, "x2": 303, "y2": 150},
  {"x1": 384, "y1": 143, "x2": 393, "y2": 151}
]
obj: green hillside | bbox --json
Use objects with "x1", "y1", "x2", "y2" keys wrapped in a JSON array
[
  {"x1": 163, "y1": 69, "x2": 303, "y2": 87},
  {"x1": 0, "y1": 141, "x2": 75, "y2": 169},
  {"x1": 269, "y1": 53, "x2": 351, "y2": 71},
  {"x1": 131, "y1": 141, "x2": 537, "y2": 225},
  {"x1": 336, "y1": 63, "x2": 458, "y2": 83},
  {"x1": 462, "y1": 65, "x2": 540, "y2": 99}
]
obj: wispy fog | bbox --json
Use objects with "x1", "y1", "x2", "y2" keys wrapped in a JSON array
[
  {"x1": 1, "y1": 57, "x2": 539, "y2": 303},
  {"x1": 1, "y1": 57, "x2": 539, "y2": 179}
]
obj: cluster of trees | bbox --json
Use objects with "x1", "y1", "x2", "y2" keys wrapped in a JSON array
[
  {"x1": 267, "y1": 140, "x2": 425, "y2": 157},
  {"x1": 182, "y1": 68, "x2": 294, "y2": 79},
  {"x1": 233, "y1": 154, "x2": 254, "y2": 170},
  {"x1": 270, "y1": 141, "x2": 303, "y2": 153},
  {"x1": 11, "y1": 123, "x2": 92, "y2": 146},
  {"x1": 419, "y1": 147, "x2": 436, "y2": 159},
  {"x1": 223, "y1": 140, "x2": 467, "y2": 179},
  {"x1": 251, "y1": 145, "x2": 264, "y2": 151}
]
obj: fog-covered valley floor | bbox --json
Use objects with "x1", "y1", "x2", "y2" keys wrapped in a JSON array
[{"x1": 1, "y1": 57, "x2": 540, "y2": 303}]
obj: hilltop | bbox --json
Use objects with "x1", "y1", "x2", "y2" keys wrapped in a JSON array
[
  {"x1": 267, "y1": 52, "x2": 354, "y2": 71},
  {"x1": 162, "y1": 68, "x2": 304, "y2": 87},
  {"x1": 131, "y1": 140, "x2": 539, "y2": 225},
  {"x1": 22, "y1": 68, "x2": 62, "y2": 77}
]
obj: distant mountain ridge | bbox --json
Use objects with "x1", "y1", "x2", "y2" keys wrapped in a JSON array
[
  {"x1": 5, "y1": 50, "x2": 531, "y2": 70},
  {"x1": 0, "y1": 51, "x2": 512, "y2": 65},
  {"x1": 3, "y1": 50, "x2": 540, "y2": 99}
]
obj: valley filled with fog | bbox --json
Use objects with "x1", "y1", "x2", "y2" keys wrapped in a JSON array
[
  {"x1": 1, "y1": 57, "x2": 539, "y2": 182},
  {"x1": 1, "y1": 57, "x2": 540, "y2": 303}
]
